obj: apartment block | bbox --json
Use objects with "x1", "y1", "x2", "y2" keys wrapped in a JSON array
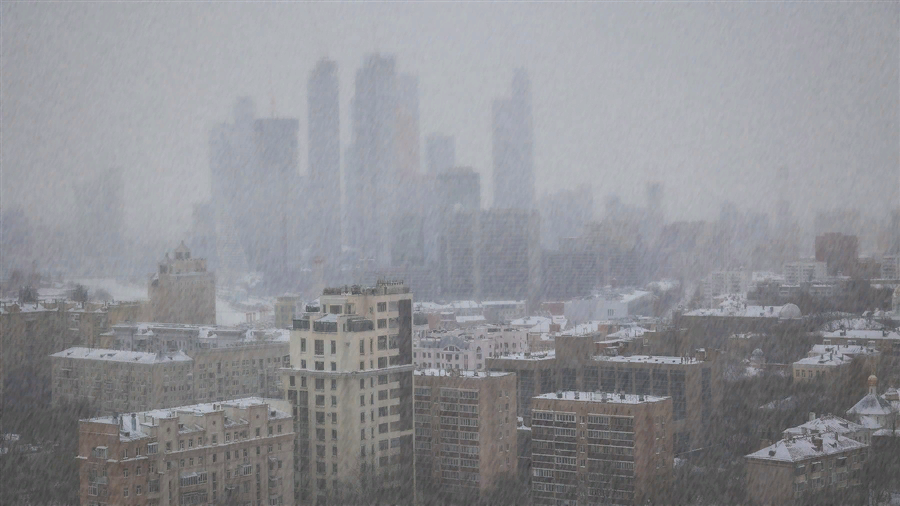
[
  {"x1": 149, "y1": 242, "x2": 216, "y2": 325},
  {"x1": 413, "y1": 369, "x2": 517, "y2": 500},
  {"x1": 52, "y1": 347, "x2": 194, "y2": 413},
  {"x1": 76, "y1": 398, "x2": 294, "y2": 506},
  {"x1": 530, "y1": 392, "x2": 673, "y2": 506},
  {"x1": 489, "y1": 338, "x2": 721, "y2": 453},
  {"x1": 282, "y1": 281, "x2": 414, "y2": 505},
  {"x1": 745, "y1": 433, "x2": 867, "y2": 505}
]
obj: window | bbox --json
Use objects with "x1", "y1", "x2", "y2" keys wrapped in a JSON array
[
  {"x1": 378, "y1": 336, "x2": 387, "y2": 351},
  {"x1": 377, "y1": 302, "x2": 387, "y2": 312},
  {"x1": 315, "y1": 340, "x2": 324, "y2": 356},
  {"x1": 301, "y1": 339, "x2": 307, "y2": 352},
  {"x1": 378, "y1": 319, "x2": 387, "y2": 329},
  {"x1": 256, "y1": 428, "x2": 261, "y2": 437},
  {"x1": 331, "y1": 340, "x2": 336, "y2": 354},
  {"x1": 147, "y1": 443, "x2": 158, "y2": 455},
  {"x1": 315, "y1": 378, "x2": 325, "y2": 391},
  {"x1": 360, "y1": 340, "x2": 365, "y2": 355}
]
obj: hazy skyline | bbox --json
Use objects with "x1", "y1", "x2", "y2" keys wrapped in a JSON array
[{"x1": 2, "y1": 3, "x2": 898, "y2": 244}]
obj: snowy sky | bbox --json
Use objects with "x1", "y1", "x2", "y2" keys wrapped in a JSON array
[{"x1": 2, "y1": 3, "x2": 898, "y2": 242}]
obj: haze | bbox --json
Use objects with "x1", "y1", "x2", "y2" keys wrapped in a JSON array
[{"x1": 1, "y1": 2, "x2": 898, "y2": 244}]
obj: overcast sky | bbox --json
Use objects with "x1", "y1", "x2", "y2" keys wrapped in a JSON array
[{"x1": 2, "y1": 2, "x2": 898, "y2": 243}]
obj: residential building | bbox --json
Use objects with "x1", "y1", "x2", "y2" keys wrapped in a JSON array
[
  {"x1": 745, "y1": 432, "x2": 867, "y2": 505},
  {"x1": 822, "y1": 329, "x2": 900, "y2": 358},
  {"x1": 783, "y1": 260, "x2": 828, "y2": 285},
  {"x1": 76, "y1": 398, "x2": 294, "y2": 506},
  {"x1": 791, "y1": 352, "x2": 856, "y2": 382},
  {"x1": 413, "y1": 326, "x2": 528, "y2": 371},
  {"x1": 702, "y1": 270, "x2": 751, "y2": 305},
  {"x1": 492, "y1": 68, "x2": 535, "y2": 211},
  {"x1": 882, "y1": 255, "x2": 900, "y2": 280},
  {"x1": 425, "y1": 133, "x2": 455, "y2": 174},
  {"x1": 51, "y1": 347, "x2": 194, "y2": 414},
  {"x1": 148, "y1": 242, "x2": 216, "y2": 325},
  {"x1": 530, "y1": 391, "x2": 673, "y2": 506},
  {"x1": 276, "y1": 296, "x2": 304, "y2": 330},
  {"x1": 564, "y1": 289, "x2": 655, "y2": 323},
  {"x1": 488, "y1": 343, "x2": 722, "y2": 453},
  {"x1": 282, "y1": 281, "x2": 414, "y2": 504},
  {"x1": 413, "y1": 369, "x2": 517, "y2": 500}
]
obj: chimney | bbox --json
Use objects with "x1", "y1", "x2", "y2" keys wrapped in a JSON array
[
  {"x1": 620, "y1": 393, "x2": 626, "y2": 400},
  {"x1": 131, "y1": 413, "x2": 137, "y2": 432},
  {"x1": 574, "y1": 392, "x2": 580, "y2": 400},
  {"x1": 812, "y1": 436, "x2": 823, "y2": 451},
  {"x1": 809, "y1": 412, "x2": 816, "y2": 422}
]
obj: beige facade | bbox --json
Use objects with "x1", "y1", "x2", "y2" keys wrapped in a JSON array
[
  {"x1": 275, "y1": 296, "x2": 303, "y2": 330},
  {"x1": 149, "y1": 242, "x2": 216, "y2": 325},
  {"x1": 76, "y1": 398, "x2": 294, "y2": 506},
  {"x1": 51, "y1": 347, "x2": 194, "y2": 414},
  {"x1": 413, "y1": 369, "x2": 517, "y2": 500},
  {"x1": 530, "y1": 392, "x2": 673, "y2": 506},
  {"x1": 282, "y1": 281, "x2": 415, "y2": 505},
  {"x1": 52, "y1": 340, "x2": 289, "y2": 414}
]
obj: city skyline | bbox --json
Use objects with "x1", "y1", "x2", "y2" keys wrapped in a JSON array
[{"x1": 3, "y1": 3, "x2": 898, "y2": 245}]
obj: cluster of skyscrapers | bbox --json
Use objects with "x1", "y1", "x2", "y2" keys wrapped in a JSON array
[{"x1": 203, "y1": 54, "x2": 539, "y2": 295}]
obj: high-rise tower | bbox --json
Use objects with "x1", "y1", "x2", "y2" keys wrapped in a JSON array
[
  {"x1": 308, "y1": 59, "x2": 342, "y2": 264},
  {"x1": 492, "y1": 69, "x2": 535, "y2": 210},
  {"x1": 284, "y1": 281, "x2": 415, "y2": 504},
  {"x1": 346, "y1": 54, "x2": 399, "y2": 264}
]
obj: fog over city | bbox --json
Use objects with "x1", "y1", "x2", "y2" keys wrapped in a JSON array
[
  {"x1": 3, "y1": 3, "x2": 897, "y2": 244},
  {"x1": 1, "y1": 3, "x2": 900, "y2": 506}
]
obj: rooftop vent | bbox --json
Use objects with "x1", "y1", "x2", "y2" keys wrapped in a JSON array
[{"x1": 556, "y1": 391, "x2": 563, "y2": 399}]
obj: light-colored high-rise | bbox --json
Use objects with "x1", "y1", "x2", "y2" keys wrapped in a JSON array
[{"x1": 282, "y1": 281, "x2": 415, "y2": 505}]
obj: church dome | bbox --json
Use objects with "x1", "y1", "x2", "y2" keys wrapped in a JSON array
[{"x1": 779, "y1": 303, "x2": 802, "y2": 319}]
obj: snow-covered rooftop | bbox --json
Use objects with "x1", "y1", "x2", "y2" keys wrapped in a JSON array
[
  {"x1": 784, "y1": 415, "x2": 864, "y2": 438},
  {"x1": 51, "y1": 347, "x2": 191, "y2": 364},
  {"x1": 823, "y1": 329, "x2": 900, "y2": 341},
  {"x1": 847, "y1": 393, "x2": 894, "y2": 417},
  {"x1": 593, "y1": 354, "x2": 702, "y2": 365},
  {"x1": 793, "y1": 353, "x2": 854, "y2": 367},
  {"x1": 494, "y1": 350, "x2": 556, "y2": 361},
  {"x1": 86, "y1": 397, "x2": 290, "y2": 441},
  {"x1": 746, "y1": 432, "x2": 866, "y2": 462},
  {"x1": 414, "y1": 369, "x2": 512, "y2": 379},
  {"x1": 534, "y1": 391, "x2": 669, "y2": 404},
  {"x1": 807, "y1": 344, "x2": 877, "y2": 358}
]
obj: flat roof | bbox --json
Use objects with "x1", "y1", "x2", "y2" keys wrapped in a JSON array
[
  {"x1": 51, "y1": 347, "x2": 191, "y2": 364},
  {"x1": 534, "y1": 391, "x2": 669, "y2": 404},
  {"x1": 414, "y1": 369, "x2": 513, "y2": 379}
]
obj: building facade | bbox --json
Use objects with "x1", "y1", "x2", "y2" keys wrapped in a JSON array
[
  {"x1": 148, "y1": 242, "x2": 216, "y2": 325},
  {"x1": 530, "y1": 392, "x2": 673, "y2": 506},
  {"x1": 745, "y1": 433, "x2": 867, "y2": 505},
  {"x1": 413, "y1": 369, "x2": 517, "y2": 501},
  {"x1": 282, "y1": 281, "x2": 414, "y2": 505},
  {"x1": 492, "y1": 68, "x2": 535, "y2": 211},
  {"x1": 76, "y1": 398, "x2": 294, "y2": 506}
]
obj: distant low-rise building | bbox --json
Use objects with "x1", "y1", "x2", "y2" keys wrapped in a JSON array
[
  {"x1": 745, "y1": 432, "x2": 867, "y2": 505},
  {"x1": 76, "y1": 397, "x2": 294, "y2": 506},
  {"x1": 783, "y1": 259, "x2": 828, "y2": 285}
]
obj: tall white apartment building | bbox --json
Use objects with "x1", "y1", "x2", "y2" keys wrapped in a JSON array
[{"x1": 282, "y1": 281, "x2": 415, "y2": 505}]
